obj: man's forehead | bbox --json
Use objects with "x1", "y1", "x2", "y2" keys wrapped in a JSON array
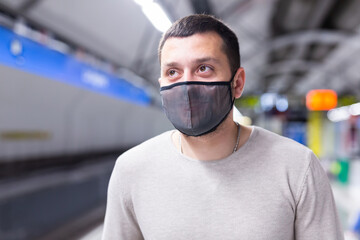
[
  {"x1": 163, "y1": 31, "x2": 223, "y2": 46},
  {"x1": 161, "y1": 33, "x2": 226, "y2": 60}
]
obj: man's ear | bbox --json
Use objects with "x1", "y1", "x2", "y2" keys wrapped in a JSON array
[{"x1": 233, "y1": 67, "x2": 245, "y2": 99}]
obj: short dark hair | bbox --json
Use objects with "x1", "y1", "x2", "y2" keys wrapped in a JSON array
[{"x1": 158, "y1": 14, "x2": 240, "y2": 74}]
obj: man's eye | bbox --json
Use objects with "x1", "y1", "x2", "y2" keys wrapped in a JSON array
[
  {"x1": 168, "y1": 70, "x2": 178, "y2": 77},
  {"x1": 199, "y1": 65, "x2": 211, "y2": 73}
]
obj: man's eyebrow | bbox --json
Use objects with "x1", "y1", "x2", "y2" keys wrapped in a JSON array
[
  {"x1": 163, "y1": 62, "x2": 179, "y2": 67},
  {"x1": 162, "y1": 57, "x2": 221, "y2": 68},
  {"x1": 193, "y1": 57, "x2": 221, "y2": 64}
]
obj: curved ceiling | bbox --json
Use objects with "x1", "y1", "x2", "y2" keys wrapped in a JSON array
[{"x1": 1, "y1": 0, "x2": 360, "y2": 98}]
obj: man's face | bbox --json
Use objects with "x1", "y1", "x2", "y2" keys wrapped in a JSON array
[{"x1": 159, "y1": 31, "x2": 232, "y2": 87}]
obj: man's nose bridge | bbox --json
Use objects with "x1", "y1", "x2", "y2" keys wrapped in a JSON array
[{"x1": 183, "y1": 70, "x2": 193, "y2": 82}]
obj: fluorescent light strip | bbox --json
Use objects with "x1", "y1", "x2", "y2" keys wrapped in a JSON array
[
  {"x1": 327, "y1": 102, "x2": 360, "y2": 122},
  {"x1": 349, "y1": 102, "x2": 360, "y2": 116},
  {"x1": 134, "y1": 0, "x2": 172, "y2": 32}
]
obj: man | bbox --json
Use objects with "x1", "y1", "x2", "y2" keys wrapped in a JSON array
[{"x1": 102, "y1": 14, "x2": 344, "y2": 240}]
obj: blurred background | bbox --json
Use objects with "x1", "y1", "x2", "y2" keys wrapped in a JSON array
[{"x1": 0, "y1": 0, "x2": 360, "y2": 239}]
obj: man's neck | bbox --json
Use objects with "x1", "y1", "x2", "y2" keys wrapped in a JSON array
[{"x1": 173, "y1": 117, "x2": 251, "y2": 161}]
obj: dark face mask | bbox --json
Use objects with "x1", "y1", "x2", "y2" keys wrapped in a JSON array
[{"x1": 160, "y1": 75, "x2": 235, "y2": 137}]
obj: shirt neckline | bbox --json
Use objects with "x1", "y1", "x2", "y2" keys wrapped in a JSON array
[{"x1": 167, "y1": 126, "x2": 257, "y2": 165}]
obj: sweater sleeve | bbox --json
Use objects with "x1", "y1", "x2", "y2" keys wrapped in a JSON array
[
  {"x1": 101, "y1": 158, "x2": 144, "y2": 240},
  {"x1": 294, "y1": 151, "x2": 344, "y2": 240}
]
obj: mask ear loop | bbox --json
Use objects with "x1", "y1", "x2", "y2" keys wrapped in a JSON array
[{"x1": 229, "y1": 71, "x2": 238, "y2": 105}]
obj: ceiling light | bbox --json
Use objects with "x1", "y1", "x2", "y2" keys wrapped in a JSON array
[
  {"x1": 327, "y1": 106, "x2": 350, "y2": 122},
  {"x1": 349, "y1": 103, "x2": 360, "y2": 116},
  {"x1": 327, "y1": 102, "x2": 360, "y2": 122},
  {"x1": 134, "y1": 0, "x2": 172, "y2": 32},
  {"x1": 260, "y1": 93, "x2": 276, "y2": 111},
  {"x1": 276, "y1": 96, "x2": 289, "y2": 112}
]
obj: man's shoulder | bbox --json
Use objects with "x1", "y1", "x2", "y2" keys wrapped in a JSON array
[
  {"x1": 254, "y1": 126, "x2": 310, "y2": 152},
  {"x1": 251, "y1": 127, "x2": 318, "y2": 196},
  {"x1": 252, "y1": 126, "x2": 313, "y2": 165}
]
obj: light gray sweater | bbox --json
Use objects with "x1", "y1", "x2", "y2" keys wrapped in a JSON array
[{"x1": 102, "y1": 126, "x2": 344, "y2": 240}]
